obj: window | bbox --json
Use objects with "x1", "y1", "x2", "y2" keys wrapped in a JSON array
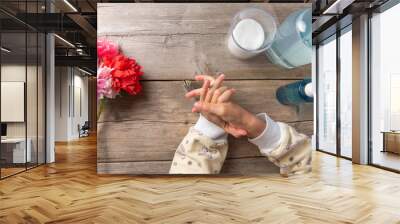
[
  {"x1": 339, "y1": 28, "x2": 352, "y2": 158},
  {"x1": 370, "y1": 3, "x2": 400, "y2": 171},
  {"x1": 0, "y1": 1, "x2": 47, "y2": 179},
  {"x1": 317, "y1": 36, "x2": 337, "y2": 154}
]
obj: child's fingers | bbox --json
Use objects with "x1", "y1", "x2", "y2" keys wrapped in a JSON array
[
  {"x1": 211, "y1": 86, "x2": 227, "y2": 103},
  {"x1": 200, "y1": 80, "x2": 210, "y2": 102},
  {"x1": 217, "y1": 88, "x2": 236, "y2": 103},
  {"x1": 205, "y1": 74, "x2": 224, "y2": 103},
  {"x1": 211, "y1": 74, "x2": 225, "y2": 90},
  {"x1": 205, "y1": 88, "x2": 215, "y2": 103},
  {"x1": 195, "y1": 75, "x2": 216, "y2": 86},
  {"x1": 185, "y1": 88, "x2": 202, "y2": 99}
]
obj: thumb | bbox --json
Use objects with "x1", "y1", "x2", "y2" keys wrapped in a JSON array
[{"x1": 193, "y1": 102, "x2": 225, "y2": 117}]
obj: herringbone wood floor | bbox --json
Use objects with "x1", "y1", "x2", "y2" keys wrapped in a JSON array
[{"x1": 1, "y1": 135, "x2": 400, "y2": 224}]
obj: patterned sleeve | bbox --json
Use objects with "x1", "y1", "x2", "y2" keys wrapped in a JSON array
[
  {"x1": 249, "y1": 113, "x2": 312, "y2": 177},
  {"x1": 169, "y1": 115, "x2": 228, "y2": 174}
]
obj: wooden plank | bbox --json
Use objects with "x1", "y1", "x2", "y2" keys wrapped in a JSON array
[
  {"x1": 98, "y1": 3, "x2": 311, "y2": 80},
  {"x1": 97, "y1": 157, "x2": 279, "y2": 175},
  {"x1": 98, "y1": 3, "x2": 310, "y2": 36},
  {"x1": 98, "y1": 80, "x2": 313, "y2": 123},
  {"x1": 97, "y1": 120, "x2": 313, "y2": 162},
  {"x1": 97, "y1": 121, "x2": 258, "y2": 162},
  {"x1": 220, "y1": 158, "x2": 280, "y2": 174}
]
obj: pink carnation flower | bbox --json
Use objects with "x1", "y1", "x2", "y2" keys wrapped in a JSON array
[
  {"x1": 97, "y1": 65, "x2": 118, "y2": 100},
  {"x1": 97, "y1": 38, "x2": 119, "y2": 60}
]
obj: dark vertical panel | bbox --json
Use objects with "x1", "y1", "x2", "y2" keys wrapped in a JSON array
[
  {"x1": 36, "y1": 0, "x2": 39, "y2": 167},
  {"x1": 59, "y1": 68, "x2": 62, "y2": 117},
  {"x1": 0, "y1": 14, "x2": 2, "y2": 179},
  {"x1": 88, "y1": 77, "x2": 97, "y2": 132},
  {"x1": 44, "y1": 0, "x2": 48, "y2": 165},
  {"x1": 24, "y1": 0, "x2": 28, "y2": 171},
  {"x1": 367, "y1": 11, "x2": 373, "y2": 165},
  {"x1": 72, "y1": 68, "x2": 75, "y2": 118},
  {"x1": 336, "y1": 29, "x2": 341, "y2": 157},
  {"x1": 315, "y1": 44, "x2": 319, "y2": 151},
  {"x1": 68, "y1": 68, "x2": 71, "y2": 118}
]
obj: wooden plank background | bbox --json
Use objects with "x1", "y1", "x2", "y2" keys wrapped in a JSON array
[{"x1": 97, "y1": 3, "x2": 312, "y2": 174}]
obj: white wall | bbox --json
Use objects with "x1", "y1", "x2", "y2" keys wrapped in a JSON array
[
  {"x1": 1, "y1": 63, "x2": 46, "y2": 164},
  {"x1": 54, "y1": 67, "x2": 89, "y2": 141},
  {"x1": 55, "y1": 66, "x2": 69, "y2": 141},
  {"x1": 1, "y1": 65, "x2": 26, "y2": 131},
  {"x1": 1, "y1": 65, "x2": 26, "y2": 144},
  {"x1": 1, "y1": 65, "x2": 36, "y2": 138},
  {"x1": 1, "y1": 82, "x2": 25, "y2": 122}
]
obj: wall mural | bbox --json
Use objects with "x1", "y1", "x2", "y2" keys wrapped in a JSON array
[{"x1": 97, "y1": 3, "x2": 313, "y2": 175}]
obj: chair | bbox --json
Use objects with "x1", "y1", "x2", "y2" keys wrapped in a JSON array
[{"x1": 79, "y1": 121, "x2": 90, "y2": 138}]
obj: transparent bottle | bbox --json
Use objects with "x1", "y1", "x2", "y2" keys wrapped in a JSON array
[
  {"x1": 265, "y1": 8, "x2": 312, "y2": 69},
  {"x1": 227, "y1": 8, "x2": 277, "y2": 59},
  {"x1": 276, "y1": 78, "x2": 313, "y2": 105}
]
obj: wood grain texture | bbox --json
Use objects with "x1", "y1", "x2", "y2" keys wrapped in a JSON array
[
  {"x1": 98, "y1": 158, "x2": 279, "y2": 175},
  {"x1": 97, "y1": 3, "x2": 313, "y2": 174},
  {"x1": 2, "y1": 136, "x2": 400, "y2": 223},
  {"x1": 97, "y1": 120, "x2": 312, "y2": 163},
  {"x1": 98, "y1": 80, "x2": 313, "y2": 123},
  {"x1": 98, "y1": 3, "x2": 311, "y2": 80}
]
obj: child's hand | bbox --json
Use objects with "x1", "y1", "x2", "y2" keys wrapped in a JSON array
[
  {"x1": 186, "y1": 74, "x2": 266, "y2": 138},
  {"x1": 186, "y1": 74, "x2": 247, "y2": 138}
]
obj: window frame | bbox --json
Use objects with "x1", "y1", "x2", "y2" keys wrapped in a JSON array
[
  {"x1": 315, "y1": 24, "x2": 352, "y2": 160},
  {"x1": 0, "y1": 0, "x2": 48, "y2": 180},
  {"x1": 367, "y1": 0, "x2": 400, "y2": 173}
]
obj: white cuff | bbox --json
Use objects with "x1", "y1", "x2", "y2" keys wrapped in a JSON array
[
  {"x1": 194, "y1": 114, "x2": 227, "y2": 141},
  {"x1": 248, "y1": 113, "x2": 281, "y2": 155}
]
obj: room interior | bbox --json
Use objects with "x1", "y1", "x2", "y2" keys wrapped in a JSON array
[
  {"x1": 0, "y1": 29, "x2": 46, "y2": 178},
  {"x1": 0, "y1": 0, "x2": 400, "y2": 223},
  {"x1": 313, "y1": 0, "x2": 400, "y2": 171},
  {"x1": 0, "y1": 0, "x2": 96, "y2": 179}
]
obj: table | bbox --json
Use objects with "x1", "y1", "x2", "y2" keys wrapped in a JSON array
[
  {"x1": 1, "y1": 138, "x2": 31, "y2": 164},
  {"x1": 97, "y1": 3, "x2": 312, "y2": 174},
  {"x1": 382, "y1": 131, "x2": 400, "y2": 155}
]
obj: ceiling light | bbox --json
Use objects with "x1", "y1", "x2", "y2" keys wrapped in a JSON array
[
  {"x1": 76, "y1": 48, "x2": 86, "y2": 55},
  {"x1": 63, "y1": 0, "x2": 78, "y2": 12},
  {"x1": 323, "y1": 0, "x2": 355, "y2": 15},
  {"x1": 1, "y1": 47, "x2": 11, "y2": 53},
  {"x1": 78, "y1": 67, "x2": 94, "y2": 76},
  {"x1": 54, "y1": 34, "x2": 75, "y2": 48}
]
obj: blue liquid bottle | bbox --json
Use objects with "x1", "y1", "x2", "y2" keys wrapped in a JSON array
[
  {"x1": 265, "y1": 8, "x2": 312, "y2": 69},
  {"x1": 276, "y1": 79, "x2": 313, "y2": 105}
]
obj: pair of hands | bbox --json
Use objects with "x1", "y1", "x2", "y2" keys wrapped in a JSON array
[{"x1": 185, "y1": 74, "x2": 266, "y2": 139}]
